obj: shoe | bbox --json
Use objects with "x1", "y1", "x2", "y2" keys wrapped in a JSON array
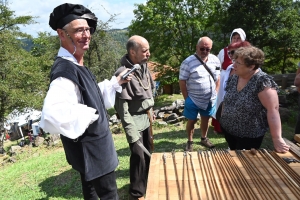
[
  {"x1": 201, "y1": 138, "x2": 215, "y2": 148},
  {"x1": 185, "y1": 141, "x2": 193, "y2": 151}
]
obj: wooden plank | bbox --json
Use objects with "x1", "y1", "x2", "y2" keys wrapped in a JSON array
[
  {"x1": 145, "y1": 153, "x2": 161, "y2": 200},
  {"x1": 294, "y1": 134, "x2": 300, "y2": 143},
  {"x1": 146, "y1": 151, "x2": 300, "y2": 200}
]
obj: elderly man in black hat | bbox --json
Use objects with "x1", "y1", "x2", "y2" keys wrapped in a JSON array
[{"x1": 40, "y1": 3, "x2": 131, "y2": 200}]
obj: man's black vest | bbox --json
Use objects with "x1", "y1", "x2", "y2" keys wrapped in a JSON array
[
  {"x1": 50, "y1": 57, "x2": 110, "y2": 141},
  {"x1": 49, "y1": 57, "x2": 118, "y2": 181}
]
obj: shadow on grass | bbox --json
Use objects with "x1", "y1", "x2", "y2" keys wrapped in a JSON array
[
  {"x1": 152, "y1": 125, "x2": 229, "y2": 153},
  {"x1": 116, "y1": 147, "x2": 130, "y2": 158},
  {"x1": 117, "y1": 183, "x2": 130, "y2": 200},
  {"x1": 115, "y1": 147, "x2": 130, "y2": 200},
  {"x1": 37, "y1": 167, "x2": 131, "y2": 200},
  {"x1": 37, "y1": 169, "x2": 82, "y2": 200}
]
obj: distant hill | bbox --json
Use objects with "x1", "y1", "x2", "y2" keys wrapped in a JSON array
[
  {"x1": 19, "y1": 28, "x2": 129, "y2": 52},
  {"x1": 20, "y1": 38, "x2": 34, "y2": 51},
  {"x1": 107, "y1": 28, "x2": 128, "y2": 47}
]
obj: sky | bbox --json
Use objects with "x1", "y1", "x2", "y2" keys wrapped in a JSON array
[{"x1": 8, "y1": 0, "x2": 146, "y2": 37}]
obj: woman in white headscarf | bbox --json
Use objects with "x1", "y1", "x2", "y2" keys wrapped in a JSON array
[{"x1": 218, "y1": 28, "x2": 246, "y2": 70}]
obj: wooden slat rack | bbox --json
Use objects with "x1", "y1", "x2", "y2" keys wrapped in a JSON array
[{"x1": 146, "y1": 149, "x2": 300, "y2": 200}]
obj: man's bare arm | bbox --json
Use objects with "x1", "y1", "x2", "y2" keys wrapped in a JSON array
[{"x1": 179, "y1": 80, "x2": 188, "y2": 100}]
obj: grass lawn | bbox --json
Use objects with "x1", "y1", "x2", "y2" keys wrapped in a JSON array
[{"x1": 0, "y1": 94, "x2": 296, "y2": 200}]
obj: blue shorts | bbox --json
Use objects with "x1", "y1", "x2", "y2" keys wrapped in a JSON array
[{"x1": 183, "y1": 96, "x2": 215, "y2": 120}]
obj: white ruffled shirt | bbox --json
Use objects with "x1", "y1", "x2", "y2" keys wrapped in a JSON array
[
  {"x1": 213, "y1": 64, "x2": 234, "y2": 119},
  {"x1": 217, "y1": 48, "x2": 226, "y2": 65},
  {"x1": 39, "y1": 47, "x2": 122, "y2": 139}
]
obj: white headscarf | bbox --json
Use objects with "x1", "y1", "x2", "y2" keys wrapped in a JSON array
[{"x1": 230, "y1": 28, "x2": 246, "y2": 43}]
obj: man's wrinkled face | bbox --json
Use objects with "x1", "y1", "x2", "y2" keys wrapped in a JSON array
[
  {"x1": 131, "y1": 39, "x2": 150, "y2": 65},
  {"x1": 63, "y1": 19, "x2": 92, "y2": 52}
]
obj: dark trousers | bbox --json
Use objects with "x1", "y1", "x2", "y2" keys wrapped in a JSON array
[
  {"x1": 80, "y1": 171, "x2": 119, "y2": 200},
  {"x1": 221, "y1": 126, "x2": 264, "y2": 150},
  {"x1": 129, "y1": 127, "x2": 151, "y2": 198},
  {"x1": 295, "y1": 93, "x2": 300, "y2": 134}
]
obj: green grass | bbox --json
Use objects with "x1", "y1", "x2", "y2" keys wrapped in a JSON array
[
  {"x1": 0, "y1": 94, "x2": 296, "y2": 200},
  {"x1": 153, "y1": 94, "x2": 183, "y2": 109}
]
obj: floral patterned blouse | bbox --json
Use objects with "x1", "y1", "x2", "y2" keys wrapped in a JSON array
[{"x1": 220, "y1": 71, "x2": 278, "y2": 138}]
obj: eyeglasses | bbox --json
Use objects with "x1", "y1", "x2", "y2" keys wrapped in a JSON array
[
  {"x1": 232, "y1": 59, "x2": 245, "y2": 65},
  {"x1": 227, "y1": 50, "x2": 235, "y2": 56},
  {"x1": 64, "y1": 27, "x2": 95, "y2": 36},
  {"x1": 74, "y1": 27, "x2": 95, "y2": 35},
  {"x1": 199, "y1": 47, "x2": 211, "y2": 52}
]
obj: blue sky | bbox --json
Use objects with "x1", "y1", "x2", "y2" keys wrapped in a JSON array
[{"x1": 9, "y1": 0, "x2": 146, "y2": 37}]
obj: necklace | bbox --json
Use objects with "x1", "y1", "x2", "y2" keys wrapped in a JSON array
[{"x1": 135, "y1": 73, "x2": 151, "y2": 90}]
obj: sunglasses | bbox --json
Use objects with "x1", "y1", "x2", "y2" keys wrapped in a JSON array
[
  {"x1": 199, "y1": 47, "x2": 211, "y2": 52},
  {"x1": 227, "y1": 50, "x2": 235, "y2": 56}
]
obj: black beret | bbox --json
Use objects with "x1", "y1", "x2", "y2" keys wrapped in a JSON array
[{"x1": 49, "y1": 3, "x2": 98, "y2": 31}]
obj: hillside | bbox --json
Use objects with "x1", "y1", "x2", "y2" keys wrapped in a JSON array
[
  {"x1": 20, "y1": 38, "x2": 34, "y2": 51},
  {"x1": 108, "y1": 28, "x2": 128, "y2": 47},
  {"x1": 20, "y1": 28, "x2": 129, "y2": 52}
]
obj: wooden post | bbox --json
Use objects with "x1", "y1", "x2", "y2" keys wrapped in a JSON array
[{"x1": 282, "y1": 75, "x2": 288, "y2": 89}]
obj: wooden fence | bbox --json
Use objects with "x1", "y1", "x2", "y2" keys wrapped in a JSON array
[
  {"x1": 162, "y1": 73, "x2": 297, "y2": 94},
  {"x1": 270, "y1": 73, "x2": 296, "y2": 89}
]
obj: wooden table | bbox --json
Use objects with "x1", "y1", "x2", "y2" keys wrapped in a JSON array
[{"x1": 146, "y1": 150, "x2": 300, "y2": 200}]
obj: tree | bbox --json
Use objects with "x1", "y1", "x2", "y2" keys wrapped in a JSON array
[
  {"x1": 205, "y1": 0, "x2": 231, "y2": 51},
  {"x1": 0, "y1": 1, "x2": 39, "y2": 153},
  {"x1": 218, "y1": 0, "x2": 300, "y2": 74},
  {"x1": 29, "y1": 32, "x2": 60, "y2": 109},
  {"x1": 129, "y1": 0, "x2": 300, "y2": 77},
  {"x1": 85, "y1": 15, "x2": 127, "y2": 81},
  {"x1": 128, "y1": 0, "x2": 222, "y2": 85},
  {"x1": 262, "y1": 1, "x2": 300, "y2": 73}
]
